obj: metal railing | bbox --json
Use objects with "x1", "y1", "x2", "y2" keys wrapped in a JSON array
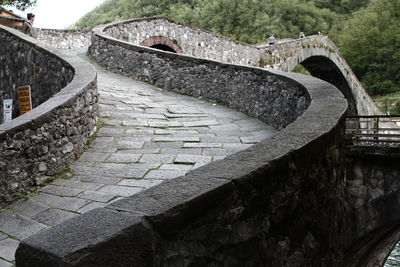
[{"x1": 346, "y1": 115, "x2": 400, "y2": 146}]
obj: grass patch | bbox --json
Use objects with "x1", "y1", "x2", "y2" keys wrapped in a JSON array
[
  {"x1": 14, "y1": 188, "x2": 39, "y2": 201},
  {"x1": 292, "y1": 64, "x2": 311, "y2": 76},
  {"x1": 54, "y1": 168, "x2": 75, "y2": 180},
  {"x1": 83, "y1": 117, "x2": 105, "y2": 151},
  {"x1": 372, "y1": 91, "x2": 400, "y2": 115}
]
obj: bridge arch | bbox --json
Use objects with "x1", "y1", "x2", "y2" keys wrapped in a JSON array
[
  {"x1": 140, "y1": 36, "x2": 182, "y2": 53},
  {"x1": 264, "y1": 36, "x2": 381, "y2": 116},
  {"x1": 298, "y1": 55, "x2": 357, "y2": 115}
]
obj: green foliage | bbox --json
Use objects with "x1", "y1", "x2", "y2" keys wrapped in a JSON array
[
  {"x1": 292, "y1": 64, "x2": 311, "y2": 75},
  {"x1": 73, "y1": 0, "x2": 337, "y2": 44},
  {"x1": 339, "y1": 0, "x2": 400, "y2": 96},
  {"x1": 14, "y1": 187, "x2": 38, "y2": 200},
  {"x1": 394, "y1": 102, "x2": 400, "y2": 115},
  {"x1": 0, "y1": 0, "x2": 36, "y2": 10},
  {"x1": 72, "y1": 0, "x2": 400, "y2": 101}
]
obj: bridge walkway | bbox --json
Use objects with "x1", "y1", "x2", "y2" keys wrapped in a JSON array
[{"x1": 0, "y1": 52, "x2": 277, "y2": 266}]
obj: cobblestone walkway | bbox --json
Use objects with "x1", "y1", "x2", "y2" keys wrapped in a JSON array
[{"x1": 0, "y1": 58, "x2": 277, "y2": 266}]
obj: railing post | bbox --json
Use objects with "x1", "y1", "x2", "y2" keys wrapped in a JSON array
[{"x1": 374, "y1": 116, "x2": 379, "y2": 143}]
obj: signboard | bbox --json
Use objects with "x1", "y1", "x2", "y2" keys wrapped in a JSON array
[
  {"x1": 3, "y1": 99, "x2": 13, "y2": 122},
  {"x1": 17, "y1": 85, "x2": 32, "y2": 114}
]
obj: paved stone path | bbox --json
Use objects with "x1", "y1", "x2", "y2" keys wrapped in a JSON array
[{"x1": 0, "y1": 56, "x2": 277, "y2": 266}]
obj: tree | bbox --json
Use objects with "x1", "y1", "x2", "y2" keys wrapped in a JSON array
[
  {"x1": 339, "y1": 0, "x2": 400, "y2": 95},
  {"x1": 0, "y1": 0, "x2": 36, "y2": 11}
]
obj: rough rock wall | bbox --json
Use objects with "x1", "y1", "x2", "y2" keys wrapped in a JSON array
[
  {"x1": 36, "y1": 29, "x2": 91, "y2": 50},
  {"x1": 0, "y1": 25, "x2": 98, "y2": 208},
  {"x1": 103, "y1": 17, "x2": 261, "y2": 66},
  {"x1": 345, "y1": 148, "x2": 400, "y2": 248},
  {"x1": 0, "y1": 28, "x2": 74, "y2": 123}
]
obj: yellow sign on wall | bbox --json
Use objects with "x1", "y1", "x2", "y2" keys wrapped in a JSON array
[{"x1": 17, "y1": 86, "x2": 32, "y2": 114}]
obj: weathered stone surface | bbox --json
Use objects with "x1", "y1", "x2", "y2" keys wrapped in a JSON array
[
  {"x1": 32, "y1": 208, "x2": 78, "y2": 226},
  {"x1": 31, "y1": 193, "x2": 90, "y2": 212},
  {"x1": 0, "y1": 210, "x2": 47, "y2": 240},
  {"x1": 0, "y1": 25, "x2": 98, "y2": 208},
  {"x1": 0, "y1": 258, "x2": 13, "y2": 267},
  {"x1": 16, "y1": 208, "x2": 161, "y2": 267},
  {"x1": 78, "y1": 191, "x2": 116, "y2": 203},
  {"x1": 108, "y1": 175, "x2": 234, "y2": 235},
  {"x1": 9, "y1": 199, "x2": 48, "y2": 217},
  {"x1": 36, "y1": 29, "x2": 91, "y2": 50},
  {"x1": 0, "y1": 238, "x2": 19, "y2": 261},
  {"x1": 344, "y1": 150, "x2": 400, "y2": 254},
  {"x1": 97, "y1": 185, "x2": 142, "y2": 197},
  {"x1": 103, "y1": 18, "x2": 260, "y2": 66}
]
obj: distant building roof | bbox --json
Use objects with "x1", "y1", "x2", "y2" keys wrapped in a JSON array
[{"x1": 0, "y1": 9, "x2": 26, "y2": 21}]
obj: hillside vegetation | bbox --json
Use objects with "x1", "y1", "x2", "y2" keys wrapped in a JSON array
[{"x1": 73, "y1": 0, "x2": 400, "y2": 113}]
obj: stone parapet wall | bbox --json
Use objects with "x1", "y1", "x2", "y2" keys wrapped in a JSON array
[
  {"x1": 0, "y1": 25, "x2": 98, "y2": 207},
  {"x1": 344, "y1": 147, "x2": 400, "y2": 266},
  {"x1": 36, "y1": 29, "x2": 91, "y2": 50},
  {"x1": 103, "y1": 17, "x2": 261, "y2": 66},
  {"x1": 90, "y1": 32, "x2": 309, "y2": 129},
  {"x1": 0, "y1": 28, "x2": 74, "y2": 123},
  {"x1": 345, "y1": 148, "x2": 400, "y2": 247},
  {"x1": 261, "y1": 35, "x2": 380, "y2": 116},
  {"x1": 16, "y1": 19, "x2": 349, "y2": 266},
  {"x1": 102, "y1": 17, "x2": 378, "y2": 117}
]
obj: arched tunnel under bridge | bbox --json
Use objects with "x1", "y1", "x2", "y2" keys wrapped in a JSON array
[{"x1": 297, "y1": 55, "x2": 358, "y2": 115}]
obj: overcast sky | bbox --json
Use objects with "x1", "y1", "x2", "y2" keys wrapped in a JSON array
[{"x1": 7, "y1": 0, "x2": 106, "y2": 29}]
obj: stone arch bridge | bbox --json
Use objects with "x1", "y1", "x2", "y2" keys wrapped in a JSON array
[{"x1": 0, "y1": 17, "x2": 398, "y2": 266}]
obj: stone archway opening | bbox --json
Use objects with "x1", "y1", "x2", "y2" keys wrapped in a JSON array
[
  {"x1": 294, "y1": 56, "x2": 358, "y2": 115},
  {"x1": 140, "y1": 36, "x2": 182, "y2": 54},
  {"x1": 150, "y1": 44, "x2": 177, "y2": 53}
]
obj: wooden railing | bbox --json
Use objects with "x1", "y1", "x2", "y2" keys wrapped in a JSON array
[{"x1": 346, "y1": 115, "x2": 400, "y2": 146}]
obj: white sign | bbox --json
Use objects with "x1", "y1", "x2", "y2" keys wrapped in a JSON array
[{"x1": 3, "y1": 99, "x2": 13, "y2": 122}]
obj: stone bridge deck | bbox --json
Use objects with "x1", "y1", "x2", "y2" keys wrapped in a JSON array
[{"x1": 0, "y1": 53, "x2": 276, "y2": 266}]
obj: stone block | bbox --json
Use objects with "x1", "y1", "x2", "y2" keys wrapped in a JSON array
[
  {"x1": 108, "y1": 175, "x2": 233, "y2": 235},
  {"x1": 16, "y1": 208, "x2": 162, "y2": 267},
  {"x1": 32, "y1": 208, "x2": 79, "y2": 226}
]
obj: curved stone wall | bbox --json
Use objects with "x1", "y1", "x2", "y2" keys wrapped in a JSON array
[
  {"x1": 261, "y1": 35, "x2": 380, "y2": 116},
  {"x1": 16, "y1": 19, "x2": 349, "y2": 266},
  {"x1": 103, "y1": 17, "x2": 260, "y2": 66},
  {"x1": 343, "y1": 147, "x2": 400, "y2": 266},
  {"x1": 36, "y1": 29, "x2": 91, "y2": 50},
  {"x1": 103, "y1": 18, "x2": 378, "y2": 117},
  {"x1": 0, "y1": 25, "x2": 98, "y2": 207},
  {"x1": 0, "y1": 28, "x2": 74, "y2": 123}
]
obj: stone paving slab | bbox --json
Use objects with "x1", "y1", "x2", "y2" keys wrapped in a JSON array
[
  {"x1": 40, "y1": 185, "x2": 84, "y2": 197},
  {"x1": 0, "y1": 211, "x2": 47, "y2": 240},
  {"x1": 0, "y1": 258, "x2": 13, "y2": 267},
  {"x1": 0, "y1": 50, "x2": 277, "y2": 264},
  {"x1": 8, "y1": 200, "x2": 48, "y2": 218},
  {"x1": 78, "y1": 191, "x2": 117, "y2": 203},
  {"x1": 0, "y1": 239, "x2": 19, "y2": 262},
  {"x1": 30, "y1": 193, "x2": 90, "y2": 212}
]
